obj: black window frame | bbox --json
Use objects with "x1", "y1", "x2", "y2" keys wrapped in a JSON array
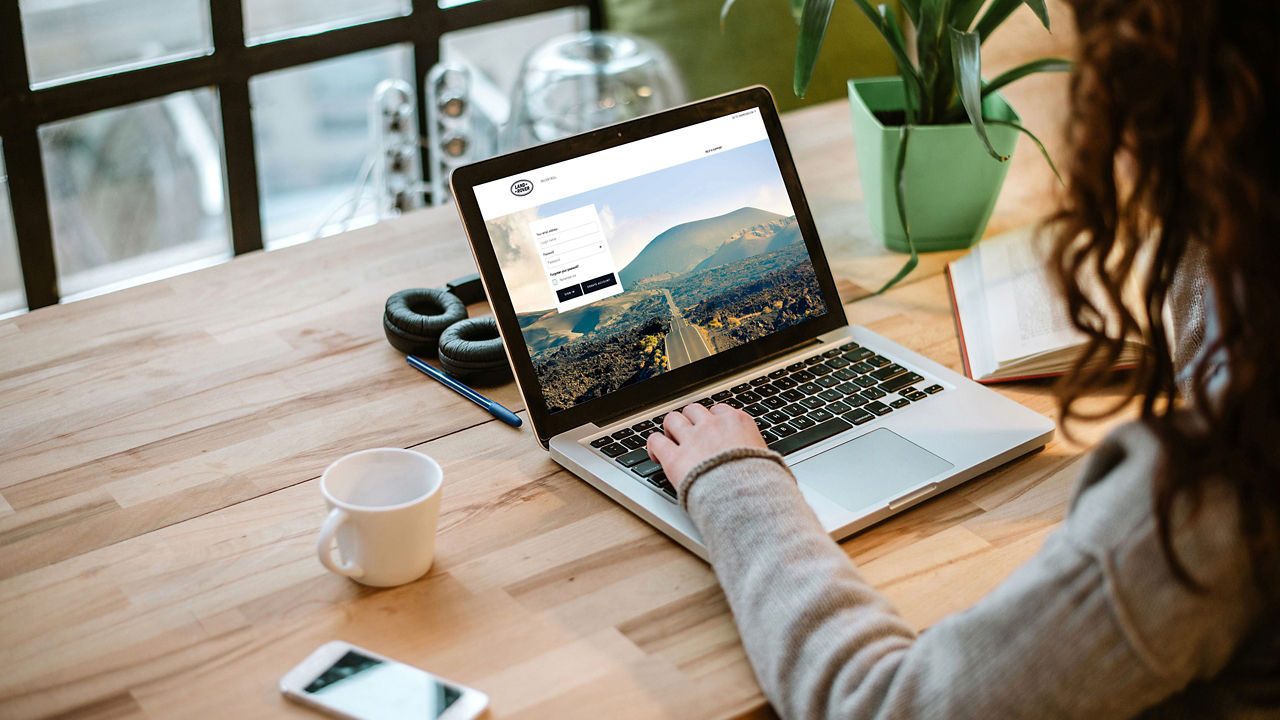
[{"x1": 0, "y1": 0, "x2": 603, "y2": 311}]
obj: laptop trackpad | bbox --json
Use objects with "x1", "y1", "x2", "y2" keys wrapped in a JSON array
[{"x1": 793, "y1": 429, "x2": 954, "y2": 512}]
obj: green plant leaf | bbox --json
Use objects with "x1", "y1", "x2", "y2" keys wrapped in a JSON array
[
  {"x1": 719, "y1": 0, "x2": 736, "y2": 31},
  {"x1": 789, "y1": 0, "x2": 806, "y2": 22},
  {"x1": 975, "y1": 0, "x2": 1050, "y2": 43},
  {"x1": 951, "y1": 0, "x2": 986, "y2": 31},
  {"x1": 793, "y1": 0, "x2": 836, "y2": 97},
  {"x1": 876, "y1": 124, "x2": 919, "y2": 294},
  {"x1": 878, "y1": 4, "x2": 920, "y2": 123},
  {"x1": 987, "y1": 119, "x2": 1064, "y2": 185},
  {"x1": 950, "y1": 27, "x2": 1007, "y2": 162},
  {"x1": 899, "y1": 0, "x2": 920, "y2": 26},
  {"x1": 981, "y1": 57, "x2": 1070, "y2": 98}
]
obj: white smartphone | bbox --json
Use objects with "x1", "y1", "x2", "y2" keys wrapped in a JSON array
[{"x1": 280, "y1": 641, "x2": 488, "y2": 720}]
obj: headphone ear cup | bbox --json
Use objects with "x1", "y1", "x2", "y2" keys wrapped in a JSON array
[
  {"x1": 437, "y1": 316, "x2": 510, "y2": 385},
  {"x1": 383, "y1": 288, "x2": 468, "y2": 356}
]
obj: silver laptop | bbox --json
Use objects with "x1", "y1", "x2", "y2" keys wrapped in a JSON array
[{"x1": 451, "y1": 87, "x2": 1054, "y2": 559}]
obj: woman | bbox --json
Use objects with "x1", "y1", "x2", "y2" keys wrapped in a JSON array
[{"x1": 646, "y1": 1, "x2": 1279, "y2": 717}]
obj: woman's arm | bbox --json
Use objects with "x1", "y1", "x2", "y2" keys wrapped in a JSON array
[{"x1": 650, "y1": 407, "x2": 1261, "y2": 719}]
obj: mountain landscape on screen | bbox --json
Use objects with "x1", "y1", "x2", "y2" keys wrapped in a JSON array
[{"x1": 518, "y1": 206, "x2": 827, "y2": 413}]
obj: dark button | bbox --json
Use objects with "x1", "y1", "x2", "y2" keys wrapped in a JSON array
[
  {"x1": 903, "y1": 390, "x2": 928, "y2": 401},
  {"x1": 810, "y1": 364, "x2": 833, "y2": 376},
  {"x1": 826, "y1": 400, "x2": 852, "y2": 414},
  {"x1": 617, "y1": 448, "x2": 650, "y2": 467},
  {"x1": 790, "y1": 416, "x2": 817, "y2": 430},
  {"x1": 555, "y1": 284, "x2": 584, "y2": 302},
  {"x1": 861, "y1": 387, "x2": 887, "y2": 400},
  {"x1": 798, "y1": 382, "x2": 822, "y2": 395},
  {"x1": 762, "y1": 396, "x2": 787, "y2": 409},
  {"x1": 815, "y1": 375, "x2": 840, "y2": 388},
  {"x1": 783, "y1": 403, "x2": 808, "y2": 417},
  {"x1": 824, "y1": 357, "x2": 851, "y2": 369},
  {"x1": 756, "y1": 383, "x2": 780, "y2": 396},
  {"x1": 764, "y1": 410, "x2": 790, "y2": 424},
  {"x1": 890, "y1": 398, "x2": 911, "y2": 409},
  {"x1": 866, "y1": 401, "x2": 893, "y2": 416},
  {"x1": 581, "y1": 273, "x2": 618, "y2": 294},
  {"x1": 731, "y1": 383, "x2": 752, "y2": 393},
  {"x1": 870, "y1": 364, "x2": 908, "y2": 382},
  {"x1": 611, "y1": 428, "x2": 635, "y2": 439},
  {"x1": 786, "y1": 362, "x2": 806, "y2": 372},
  {"x1": 631, "y1": 459, "x2": 663, "y2": 477},
  {"x1": 818, "y1": 389, "x2": 844, "y2": 402},
  {"x1": 697, "y1": 397, "x2": 715, "y2": 407},
  {"x1": 631, "y1": 420, "x2": 654, "y2": 432},
  {"x1": 737, "y1": 390, "x2": 762, "y2": 403},
  {"x1": 879, "y1": 372, "x2": 924, "y2": 393},
  {"x1": 769, "y1": 368, "x2": 789, "y2": 379},
  {"x1": 850, "y1": 361, "x2": 875, "y2": 374},
  {"x1": 843, "y1": 348, "x2": 873, "y2": 362},
  {"x1": 601, "y1": 443, "x2": 628, "y2": 457},
  {"x1": 808, "y1": 408, "x2": 834, "y2": 423},
  {"x1": 622, "y1": 435, "x2": 647, "y2": 450},
  {"x1": 712, "y1": 390, "x2": 733, "y2": 401},
  {"x1": 804, "y1": 355, "x2": 825, "y2": 365},
  {"x1": 866, "y1": 354, "x2": 891, "y2": 368},
  {"x1": 652, "y1": 415, "x2": 667, "y2": 426},
  {"x1": 761, "y1": 430, "x2": 779, "y2": 444},
  {"x1": 790, "y1": 369, "x2": 815, "y2": 382},
  {"x1": 750, "y1": 376, "x2": 771, "y2": 386},
  {"x1": 767, "y1": 417, "x2": 852, "y2": 455},
  {"x1": 822, "y1": 348, "x2": 842, "y2": 358},
  {"x1": 800, "y1": 396, "x2": 825, "y2": 410},
  {"x1": 833, "y1": 368, "x2": 858, "y2": 381},
  {"x1": 774, "y1": 377, "x2": 798, "y2": 389},
  {"x1": 847, "y1": 394, "x2": 870, "y2": 408},
  {"x1": 755, "y1": 417, "x2": 771, "y2": 430},
  {"x1": 744, "y1": 402, "x2": 769, "y2": 417},
  {"x1": 924, "y1": 384, "x2": 944, "y2": 394},
  {"x1": 842, "y1": 408, "x2": 875, "y2": 425},
  {"x1": 773, "y1": 423, "x2": 798, "y2": 437},
  {"x1": 781, "y1": 389, "x2": 805, "y2": 403},
  {"x1": 839, "y1": 341, "x2": 860, "y2": 351},
  {"x1": 590, "y1": 436, "x2": 612, "y2": 448},
  {"x1": 639, "y1": 427, "x2": 663, "y2": 438},
  {"x1": 854, "y1": 375, "x2": 878, "y2": 388},
  {"x1": 724, "y1": 397, "x2": 745, "y2": 409},
  {"x1": 836, "y1": 381, "x2": 861, "y2": 395}
]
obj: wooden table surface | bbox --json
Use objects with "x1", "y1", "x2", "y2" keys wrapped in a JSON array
[{"x1": 0, "y1": 43, "x2": 1121, "y2": 719}]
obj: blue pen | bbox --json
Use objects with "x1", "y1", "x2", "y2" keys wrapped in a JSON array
[{"x1": 406, "y1": 355, "x2": 522, "y2": 428}]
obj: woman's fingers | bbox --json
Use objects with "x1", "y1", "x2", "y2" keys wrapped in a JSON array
[
  {"x1": 681, "y1": 403, "x2": 712, "y2": 423},
  {"x1": 646, "y1": 430, "x2": 675, "y2": 463},
  {"x1": 709, "y1": 402, "x2": 737, "y2": 416}
]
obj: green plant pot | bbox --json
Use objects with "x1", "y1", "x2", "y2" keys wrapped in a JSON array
[{"x1": 849, "y1": 76, "x2": 1020, "y2": 253}]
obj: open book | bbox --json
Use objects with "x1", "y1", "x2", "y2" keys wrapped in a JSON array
[{"x1": 946, "y1": 226, "x2": 1144, "y2": 383}]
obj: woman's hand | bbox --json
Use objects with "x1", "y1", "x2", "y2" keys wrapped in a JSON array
[{"x1": 646, "y1": 403, "x2": 767, "y2": 491}]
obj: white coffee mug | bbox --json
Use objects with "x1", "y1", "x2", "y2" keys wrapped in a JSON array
[{"x1": 316, "y1": 448, "x2": 443, "y2": 587}]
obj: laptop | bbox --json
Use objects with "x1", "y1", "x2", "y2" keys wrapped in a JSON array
[{"x1": 451, "y1": 86, "x2": 1054, "y2": 559}]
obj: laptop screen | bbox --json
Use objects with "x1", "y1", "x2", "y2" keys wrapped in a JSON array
[{"x1": 470, "y1": 106, "x2": 832, "y2": 415}]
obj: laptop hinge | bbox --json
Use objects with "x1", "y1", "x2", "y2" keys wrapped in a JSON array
[{"x1": 595, "y1": 337, "x2": 823, "y2": 426}]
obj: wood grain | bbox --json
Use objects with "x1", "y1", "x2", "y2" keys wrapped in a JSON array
[{"x1": 0, "y1": 32, "x2": 1117, "y2": 717}]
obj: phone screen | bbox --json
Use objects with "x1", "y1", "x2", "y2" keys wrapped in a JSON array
[{"x1": 302, "y1": 650, "x2": 462, "y2": 719}]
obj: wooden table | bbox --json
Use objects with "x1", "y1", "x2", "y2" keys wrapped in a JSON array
[{"x1": 1, "y1": 74, "x2": 1124, "y2": 718}]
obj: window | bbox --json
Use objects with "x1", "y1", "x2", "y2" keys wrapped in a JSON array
[{"x1": 0, "y1": 0, "x2": 603, "y2": 312}]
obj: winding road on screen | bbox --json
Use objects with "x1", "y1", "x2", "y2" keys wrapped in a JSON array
[{"x1": 661, "y1": 289, "x2": 713, "y2": 368}]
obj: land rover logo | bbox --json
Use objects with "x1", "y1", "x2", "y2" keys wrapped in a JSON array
[{"x1": 510, "y1": 179, "x2": 533, "y2": 196}]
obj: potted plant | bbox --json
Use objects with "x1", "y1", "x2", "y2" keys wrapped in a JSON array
[{"x1": 725, "y1": 0, "x2": 1067, "y2": 277}]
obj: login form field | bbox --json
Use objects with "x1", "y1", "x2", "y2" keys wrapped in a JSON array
[{"x1": 529, "y1": 205, "x2": 624, "y2": 312}]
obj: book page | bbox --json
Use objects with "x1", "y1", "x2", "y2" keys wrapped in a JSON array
[{"x1": 979, "y1": 228, "x2": 1083, "y2": 363}]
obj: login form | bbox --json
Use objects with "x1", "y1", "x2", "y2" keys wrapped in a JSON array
[{"x1": 528, "y1": 205, "x2": 624, "y2": 312}]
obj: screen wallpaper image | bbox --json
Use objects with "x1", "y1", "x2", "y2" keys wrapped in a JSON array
[{"x1": 487, "y1": 139, "x2": 828, "y2": 414}]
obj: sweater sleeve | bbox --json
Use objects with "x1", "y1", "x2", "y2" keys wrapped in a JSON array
[{"x1": 682, "y1": 423, "x2": 1261, "y2": 720}]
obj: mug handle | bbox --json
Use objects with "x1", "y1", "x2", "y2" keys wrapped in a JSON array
[{"x1": 317, "y1": 508, "x2": 364, "y2": 579}]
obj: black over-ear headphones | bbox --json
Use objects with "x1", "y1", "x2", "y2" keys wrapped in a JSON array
[{"x1": 383, "y1": 274, "x2": 511, "y2": 385}]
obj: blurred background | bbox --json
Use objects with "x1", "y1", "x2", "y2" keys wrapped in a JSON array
[{"x1": 0, "y1": 0, "x2": 896, "y2": 318}]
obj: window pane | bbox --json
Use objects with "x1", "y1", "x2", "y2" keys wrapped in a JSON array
[
  {"x1": 20, "y1": 0, "x2": 211, "y2": 88},
  {"x1": 244, "y1": 0, "x2": 410, "y2": 45},
  {"x1": 251, "y1": 45, "x2": 413, "y2": 249},
  {"x1": 0, "y1": 143, "x2": 27, "y2": 316},
  {"x1": 441, "y1": 7, "x2": 589, "y2": 99},
  {"x1": 40, "y1": 90, "x2": 232, "y2": 302}
]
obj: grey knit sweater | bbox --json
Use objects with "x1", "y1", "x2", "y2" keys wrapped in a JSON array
[{"x1": 678, "y1": 271, "x2": 1279, "y2": 718}]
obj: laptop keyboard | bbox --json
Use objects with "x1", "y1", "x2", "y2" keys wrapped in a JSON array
[{"x1": 586, "y1": 341, "x2": 945, "y2": 503}]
